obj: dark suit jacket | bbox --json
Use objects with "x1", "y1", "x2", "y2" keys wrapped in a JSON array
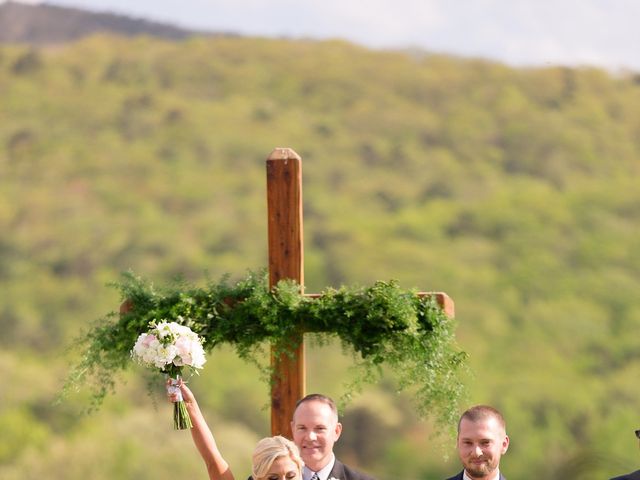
[
  {"x1": 445, "y1": 471, "x2": 505, "y2": 480},
  {"x1": 610, "y1": 470, "x2": 640, "y2": 480},
  {"x1": 247, "y1": 458, "x2": 375, "y2": 480},
  {"x1": 329, "y1": 458, "x2": 376, "y2": 480}
]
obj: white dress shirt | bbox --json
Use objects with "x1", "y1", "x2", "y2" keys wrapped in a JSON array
[{"x1": 303, "y1": 453, "x2": 336, "y2": 480}]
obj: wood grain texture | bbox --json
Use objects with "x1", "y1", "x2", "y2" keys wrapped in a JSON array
[{"x1": 266, "y1": 147, "x2": 305, "y2": 437}]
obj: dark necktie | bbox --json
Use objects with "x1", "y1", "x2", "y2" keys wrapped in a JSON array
[{"x1": 310, "y1": 473, "x2": 319, "y2": 480}]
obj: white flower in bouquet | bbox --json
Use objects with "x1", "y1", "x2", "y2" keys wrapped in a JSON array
[
  {"x1": 132, "y1": 320, "x2": 206, "y2": 371},
  {"x1": 131, "y1": 319, "x2": 206, "y2": 429}
]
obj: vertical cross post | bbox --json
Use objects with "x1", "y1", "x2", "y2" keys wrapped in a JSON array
[{"x1": 266, "y1": 147, "x2": 305, "y2": 437}]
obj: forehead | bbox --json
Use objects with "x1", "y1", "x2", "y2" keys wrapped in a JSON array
[
  {"x1": 292, "y1": 400, "x2": 336, "y2": 424},
  {"x1": 267, "y1": 456, "x2": 299, "y2": 474},
  {"x1": 458, "y1": 417, "x2": 504, "y2": 439}
]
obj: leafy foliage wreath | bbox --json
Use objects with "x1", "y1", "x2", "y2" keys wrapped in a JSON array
[{"x1": 65, "y1": 270, "x2": 467, "y2": 426}]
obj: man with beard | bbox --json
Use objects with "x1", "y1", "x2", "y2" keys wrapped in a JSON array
[
  {"x1": 609, "y1": 429, "x2": 640, "y2": 479},
  {"x1": 445, "y1": 405, "x2": 509, "y2": 480}
]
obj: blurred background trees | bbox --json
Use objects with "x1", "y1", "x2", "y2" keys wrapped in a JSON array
[{"x1": 1, "y1": 33, "x2": 640, "y2": 479}]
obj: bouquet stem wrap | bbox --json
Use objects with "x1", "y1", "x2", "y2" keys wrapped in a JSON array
[{"x1": 167, "y1": 376, "x2": 192, "y2": 430}]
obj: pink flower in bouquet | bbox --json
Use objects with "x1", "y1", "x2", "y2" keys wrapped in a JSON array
[{"x1": 174, "y1": 336, "x2": 193, "y2": 366}]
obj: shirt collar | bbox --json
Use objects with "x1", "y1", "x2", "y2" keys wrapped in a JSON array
[
  {"x1": 463, "y1": 469, "x2": 500, "y2": 480},
  {"x1": 303, "y1": 453, "x2": 336, "y2": 480}
]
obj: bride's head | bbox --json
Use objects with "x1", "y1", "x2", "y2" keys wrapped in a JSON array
[{"x1": 252, "y1": 435, "x2": 304, "y2": 480}]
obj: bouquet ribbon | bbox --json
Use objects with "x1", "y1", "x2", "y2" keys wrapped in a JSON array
[
  {"x1": 166, "y1": 377, "x2": 183, "y2": 402},
  {"x1": 166, "y1": 375, "x2": 192, "y2": 430}
]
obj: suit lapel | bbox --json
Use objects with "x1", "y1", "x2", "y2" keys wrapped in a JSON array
[{"x1": 328, "y1": 459, "x2": 346, "y2": 479}]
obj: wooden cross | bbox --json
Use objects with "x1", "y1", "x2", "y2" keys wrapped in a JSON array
[
  {"x1": 120, "y1": 147, "x2": 454, "y2": 437},
  {"x1": 266, "y1": 147, "x2": 454, "y2": 437}
]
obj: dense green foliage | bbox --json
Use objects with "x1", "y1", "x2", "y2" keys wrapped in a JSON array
[
  {"x1": 66, "y1": 271, "x2": 465, "y2": 424},
  {"x1": 1, "y1": 34, "x2": 640, "y2": 479}
]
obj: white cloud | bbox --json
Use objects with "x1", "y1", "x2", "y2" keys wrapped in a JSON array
[{"x1": 18, "y1": 0, "x2": 640, "y2": 70}]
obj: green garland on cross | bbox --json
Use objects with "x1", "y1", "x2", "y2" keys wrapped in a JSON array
[{"x1": 65, "y1": 269, "x2": 467, "y2": 426}]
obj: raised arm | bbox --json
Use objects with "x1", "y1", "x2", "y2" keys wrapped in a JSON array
[{"x1": 169, "y1": 380, "x2": 235, "y2": 480}]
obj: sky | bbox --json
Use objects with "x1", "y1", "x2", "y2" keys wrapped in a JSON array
[{"x1": 8, "y1": 0, "x2": 640, "y2": 72}]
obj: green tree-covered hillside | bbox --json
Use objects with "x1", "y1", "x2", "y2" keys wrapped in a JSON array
[{"x1": 1, "y1": 35, "x2": 640, "y2": 479}]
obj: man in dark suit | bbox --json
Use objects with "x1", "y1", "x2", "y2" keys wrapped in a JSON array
[
  {"x1": 291, "y1": 393, "x2": 375, "y2": 480},
  {"x1": 609, "y1": 429, "x2": 640, "y2": 480},
  {"x1": 611, "y1": 472, "x2": 640, "y2": 480},
  {"x1": 445, "y1": 405, "x2": 509, "y2": 480}
]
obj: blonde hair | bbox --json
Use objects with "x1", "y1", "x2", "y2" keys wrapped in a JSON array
[{"x1": 252, "y1": 436, "x2": 303, "y2": 480}]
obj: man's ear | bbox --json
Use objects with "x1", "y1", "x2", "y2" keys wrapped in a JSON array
[
  {"x1": 334, "y1": 422, "x2": 343, "y2": 440},
  {"x1": 501, "y1": 435, "x2": 510, "y2": 454}
]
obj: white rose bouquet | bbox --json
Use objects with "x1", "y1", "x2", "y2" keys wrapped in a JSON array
[{"x1": 131, "y1": 319, "x2": 206, "y2": 429}]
